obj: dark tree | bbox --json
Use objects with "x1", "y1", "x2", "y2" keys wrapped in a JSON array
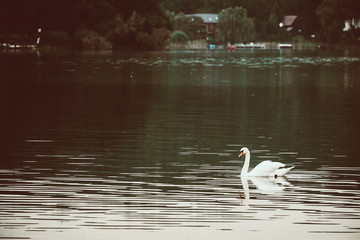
[{"x1": 217, "y1": 6, "x2": 255, "y2": 43}]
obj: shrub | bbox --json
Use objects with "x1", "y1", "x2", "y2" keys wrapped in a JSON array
[
  {"x1": 151, "y1": 27, "x2": 171, "y2": 49},
  {"x1": 175, "y1": 13, "x2": 204, "y2": 40},
  {"x1": 292, "y1": 35, "x2": 305, "y2": 43},
  {"x1": 170, "y1": 31, "x2": 189, "y2": 43},
  {"x1": 217, "y1": 6, "x2": 255, "y2": 44},
  {"x1": 73, "y1": 29, "x2": 112, "y2": 50},
  {"x1": 41, "y1": 31, "x2": 70, "y2": 46}
]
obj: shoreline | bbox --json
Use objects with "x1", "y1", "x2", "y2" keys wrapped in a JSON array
[
  {"x1": 166, "y1": 40, "x2": 360, "y2": 50},
  {"x1": 1, "y1": 41, "x2": 359, "y2": 52}
]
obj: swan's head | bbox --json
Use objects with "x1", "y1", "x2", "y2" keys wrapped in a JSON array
[{"x1": 238, "y1": 147, "x2": 250, "y2": 157}]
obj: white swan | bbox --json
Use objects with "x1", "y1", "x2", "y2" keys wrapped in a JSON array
[{"x1": 238, "y1": 147, "x2": 294, "y2": 177}]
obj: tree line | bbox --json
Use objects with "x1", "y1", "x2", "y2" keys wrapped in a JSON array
[
  {"x1": 0, "y1": 0, "x2": 359, "y2": 49},
  {"x1": 166, "y1": 0, "x2": 360, "y2": 44},
  {"x1": 0, "y1": 0, "x2": 172, "y2": 49}
]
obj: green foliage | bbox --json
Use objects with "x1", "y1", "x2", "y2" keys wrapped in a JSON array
[
  {"x1": 160, "y1": 0, "x2": 328, "y2": 42},
  {"x1": 174, "y1": 13, "x2": 204, "y2": 40},
  {"x1": 151, "y1": 27, "x2": 172, "y2": 49},
  {"x1": 111, "y1": 12, "x2": 171, "y2": 50},
  {"x1": 160, "y1": 0, "x2": 204, "y2": 14},
  {"x1": 109, "y1": 5, "x2": 172, "y2": 49},
  {"x1": 73, "y1": 29, "x2": 112, "y2": 50},
  {"x1": 41, "y1": 31, "x2": 70, "y2": 46},
  {"x1": 170, "y1": 31, "x2": 190, "y2": 43},
  {"x1": 0, "y1": 0, "x2": 172, "y2": 50},
  {"x1": 292, "y1": 35, "x2": 305, "y2": 43},
  {"x1": 343, "y1": 26, "x2": 360, "y2": 43},
  {"x1": 217, "y1": 7, "x2": 255, "y2": 44},
  {"x1": 1, "y1": 0, "x2": 358, "y2": 48},
  {"x1": 161, "y1": 0, "x2": 235, "y2": 14},
  {"x1": 134, "y1": 27, "x2": 171, "y2": 50},
  {"x1": 160, "y1": 0, "x2": 359, "y2": 44},
  {"x1": 316, "y1": 0, "x2": 346, "y2": 43},
  {"x1": 164, "y1": 10, "x2": 176, "y2": 30}
]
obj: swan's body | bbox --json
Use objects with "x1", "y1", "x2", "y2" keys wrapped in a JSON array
[{"x1": 239, "y1": 147, "x2": 294, "y2": 177}]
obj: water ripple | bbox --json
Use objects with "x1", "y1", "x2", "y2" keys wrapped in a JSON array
[{"x1": 1, "y1": 164, "x2": 360, "y2": 240}]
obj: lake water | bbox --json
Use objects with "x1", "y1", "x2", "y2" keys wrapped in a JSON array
[{"x1": 0, "y1": 49, "x2": 360, "y2": 240}]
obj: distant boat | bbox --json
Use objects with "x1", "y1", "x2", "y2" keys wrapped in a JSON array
[
  {"x1": 278, "y1": 43, "x2": 293, "y2": 49},
  {"x1": 235, "y1": 43, "x2": 266, "y2": 49}
]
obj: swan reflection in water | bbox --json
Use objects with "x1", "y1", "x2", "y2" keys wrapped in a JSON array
[{"x1": 239, "y1": 176, "x2": 292, "y2": 206}]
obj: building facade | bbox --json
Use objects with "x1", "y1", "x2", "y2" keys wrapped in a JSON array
[{"x1": 186, "y1": 14, "x2": 218, "y2": 41}]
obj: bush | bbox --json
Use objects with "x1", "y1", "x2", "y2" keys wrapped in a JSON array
[
  {"x1": 217, "y1": 6, "x2": 255, "y2": 44},
  {"x1": 175, "y1": 13, "x2": 204, "y2": 40},
  {"x1": 111, "y1": 12, "x2": 170, "y2": 50},
  {"x1": 292, "y1": 35, "x2": 305, "y2": 43},
  {"x1": 73, "y1": 29, "x2": 112, "y2": 50},
  {"x1": 151, "y1": 27, "x2": 171, "y2": 49},
  {"x1": 41, "y1": 31, "x2": 70, "y2": 46},
  {"x1": 170, "y1": 31, "x2": 189, "y2": 43}
]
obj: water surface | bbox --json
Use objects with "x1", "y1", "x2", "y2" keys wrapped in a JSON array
[{"x1": 0, "y1": 49, "x2": 360, "y2": 240}]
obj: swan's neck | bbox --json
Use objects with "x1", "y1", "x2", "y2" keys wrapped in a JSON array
[
  {"x1": 240, "y1": 176, "x2": 250, "y2": 205},
  {"x1": 241, "y1": 152, "x2": 250, "y2": 176}
]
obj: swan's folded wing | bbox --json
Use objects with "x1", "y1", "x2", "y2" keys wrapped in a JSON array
[{"x1": 248, "y1": 160, "x2": 285, "y2": 176}]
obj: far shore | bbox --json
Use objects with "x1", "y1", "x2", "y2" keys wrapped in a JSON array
[
  {"x1": 1, "y1": 40, "x2": 359, "y2": 52},
  {"x1": 166, "y1": 40, "x2": 360, "y2": 51}
]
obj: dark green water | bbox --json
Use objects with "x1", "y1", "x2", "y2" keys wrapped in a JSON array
[{"x1": 0, "y1": 49, "x2": 359, "y2": 240}]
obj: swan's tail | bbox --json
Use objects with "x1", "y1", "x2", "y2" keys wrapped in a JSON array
[{"x1": 275, "y1": 166, "x2": 295, "y2": 177}]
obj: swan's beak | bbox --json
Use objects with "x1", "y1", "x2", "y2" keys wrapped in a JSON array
[{"x1": 238, "y1": 151, "x2": 244, "y2": 157}]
